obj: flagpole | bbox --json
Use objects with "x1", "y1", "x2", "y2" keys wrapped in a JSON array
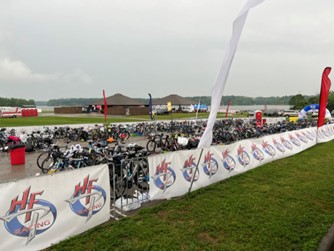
[
  {"x1": 188, "y1": 148, "x2": 204, "y2": 194},
  {"x1": 195, "y1": 99, "x2": 200, "y2": 122},
  {"x1": 103, "y1": 89, "x2": 108, "y2": 125},
  {"x1": 148, "y1": 93, "x2": 153, "y2": 120},
  {"x1": 225, "y1": 99, "x2": 231, "y2": 118}
]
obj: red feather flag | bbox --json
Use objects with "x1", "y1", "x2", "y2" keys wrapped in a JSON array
[
  {"x1": 317, "y1": 67, "x2": 331, "y2": 127},
  {"x1": 103, "y1": 89, "x2": 108, "y2": 123},
  {"x1": 225, "y1": 100, "x2": 231, "y2": 118}
]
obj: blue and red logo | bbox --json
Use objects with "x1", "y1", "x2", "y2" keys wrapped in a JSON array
[
  {"x1": 202, "y1": 151, "x2": 218, "y2": 178},
  {"x1": 321, "y1": 128, "x2": 331, "y2": 137},
  {"x1": 280, "y1": 137, "x2": 293, "y2": 150},
  {"x1": 302, "y1": 131, "x2": 314, "y2": 141},
  {"x1": 222, "y1": 149, "x2": 236, "y2": 171},
  {"x1": 272, "y1": 138, "x2": 285, "y2": 153},
  {"x1": 0, "y1": 186, "x2": 57, "y2": 245},
  {"x1": 295, "y1": 132, "x2": 308, "y2": 143},
  {"x1": 237, "y1": 145, "x2": 250, "y2": 166},
  {"x1": 289, "y1": 134, "x2": 301, "y2": 146},
  {"x1": 152, "y1": 159, "x2": 176, "y2": 191},
  {"x1": 261, "y1": 141, "x2": 276, "y2": 157},
  {"x1": 251, "y1": 143, "x2": 264, "y2": 162},
  {"x1": 66, "y1": 175, "x2": 106, "y2": 222},
  {"x1": 181, "y1": 155, "x2": 199, "y2": 182}
]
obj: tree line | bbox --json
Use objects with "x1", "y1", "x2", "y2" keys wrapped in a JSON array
[
  {"x1": 2, "y1": 93, "x2": 334, "y2": 113},
  {"x1": 288, "y1": 92, "x2": 334, "y2": 112},
  {"x1": 0, "y1": 97, "x2": 35, "y2": 107}
]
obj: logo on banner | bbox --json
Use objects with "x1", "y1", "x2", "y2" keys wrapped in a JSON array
[
  {"x1": 289, "y1": 134, "x2": 301, "y2": 146},
  {"x1": 251, "y1": 143, "x2": 264, "y2": 162},
  {"x1": 222, "y1": 149, "x2": 236, "y2": 171},
  {"x1": 202, "y1": 151, "x2": 218, "y2": 178},
  {"x1": 280, "y1": 137, "x2": 293, "y2": 150},
  {"x1": 66, "y1": 175, "x2": 106, "y2": 222},
  {"x1": 237, "y1": 145, "x2": 250, "y2": 166},
  {"x1": 321, "y1": 128, "x2": 330, "y2": 137},
  {"x1": 0, "y1": 186, "x2": 57, "y2": 245},
  {"x1": 309, "y1": 130, "x2": 317, "y2": 138},
  {"x1": 153, "y1": 159, "x2": 176, "y2": 191},
  {"x1": 262, "y1": 141, "x2": 276, "y2": 157},
  {"x1": 302, "y1": 131, "x2": 314, "y2": 141},
  {"x1": 295, "y1": 132, "x2": 308, "y2": 143},
  {"x1": 181, "y1": 155, "x2": 199, "y2": 182},
  {"x1": 272, "y1": 139, "x2": 285, "y2": 153}
]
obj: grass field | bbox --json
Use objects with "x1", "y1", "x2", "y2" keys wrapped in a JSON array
[
  {"x1": 46, "y1": 140, "x2": 334, "y2": 250},
  {"x1": 0, "y1": 112, "x2": 247, "y2": 128}
]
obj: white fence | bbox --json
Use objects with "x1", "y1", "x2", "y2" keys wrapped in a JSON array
[
  {"x1": 1, "y1": 122, "x2": 333, "y2": 249},
  {"x1": 0, "y1": 164, "x2": 110, "y2": 251},
  {"x1": 148, "y1": 124, "x2": 334, "y2": 200}
]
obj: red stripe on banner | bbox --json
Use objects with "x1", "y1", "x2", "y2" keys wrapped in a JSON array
[
  {"x1": 103, "y1": 89, "x2": 108, "y2": 123},
  {"x1": 317, "y1": 67, "x2": 331, "y2": 127}
]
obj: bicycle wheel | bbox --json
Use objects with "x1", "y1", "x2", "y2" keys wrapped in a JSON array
[
  {"x1": 36, "y1": 151, "x2": 51, "y2": 169},
  {"x1": 146, "y1": 140, "x2": 156, "y2": 153},
  {"x1": 41, "y1": 157, "x2": 57, "y2": 174},
  {"x1": 110, "y1": 171, "x2": 126, "y2": 200}
]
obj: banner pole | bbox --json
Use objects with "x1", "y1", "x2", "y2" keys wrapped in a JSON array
[{"x1": 188, "y1": 148, "x2": 204, "y2": 194}]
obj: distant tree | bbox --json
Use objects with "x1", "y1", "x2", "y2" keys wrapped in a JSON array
[
  {"x1": 0, "y1": 97, "x2": 35, "y2": 107},
  {"x1": 47, "y1": 98, "x2": 99, "y2": 106},
  {"x1": 289, "y1": 94, "x2": 308, "y2": 110},
  {"x1": 326, "y1": 91, "x2": 334, "y2": 112},
  {"x1": 308, "y1": 95, "x2": 319, "y2": 105}
]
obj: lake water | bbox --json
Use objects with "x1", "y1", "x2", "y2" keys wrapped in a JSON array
[
  {"x1": 37, "y1": 106, "x2": 54, "y2": 112},
  {"x1": 218, "y1": 105, "x2": 291, "y2": 112}
]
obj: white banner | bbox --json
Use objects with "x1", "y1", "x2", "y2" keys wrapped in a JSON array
[
  {"x1": 149, "y1": 127, "x2": 326, "y2": 200},
  {"x1": 317, "y1": 124, "x2": 334, "y2": 143},
  {"x1": 198, "y1": 0, "x2": 267, "y2": 148},
  {"x1": 0, "y1": 164, "x2": 110, "y2": 251}
]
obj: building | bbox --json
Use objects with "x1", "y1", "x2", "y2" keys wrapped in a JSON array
[
  {"x1": 152, "y1": 94, "x2": 194, "y2": 112},
  {"x1": 94, "y1": 93, "x2": 148, "y2": 116}
]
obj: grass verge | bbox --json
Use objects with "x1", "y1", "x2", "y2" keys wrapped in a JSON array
[
  {"x1": 0, "y1": 112, "x2": 248, "y2": 128},
  {"x1": 47, "y1": 140, "x2": 334, "y2": 250}
]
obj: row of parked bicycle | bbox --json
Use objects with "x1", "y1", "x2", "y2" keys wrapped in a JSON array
[
  {"x1": 34, "y1": 139, "x2": 149, "y2": 199},
  {"x1": 0, "y1": 118, "x2": 321, "y2": 152},
  {"x1": 0, "y1": 118, "x2": 325, "y2": 199}
]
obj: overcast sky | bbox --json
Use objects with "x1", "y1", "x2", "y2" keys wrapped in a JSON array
[{"x1": 0, "y1": 0, "x2": 333, "y2": 101}]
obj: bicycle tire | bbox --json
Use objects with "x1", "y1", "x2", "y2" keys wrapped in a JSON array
[
  {"x1": 110, "y1": 173, "x2": 126, "y2": 200},
  {"x1": 146, "y1": 140, "x2": 156, "y2": 153},
  {"x1": 36, "y1": 151, "x2": 51, "y2": 169},
  {"x1": 40, "y1": 156, "x2": 57, "y2": 174}
]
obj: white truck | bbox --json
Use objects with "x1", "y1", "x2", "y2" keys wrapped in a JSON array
[{"x1": 0, "y1": 107, "x2": 22, "y2": 118}]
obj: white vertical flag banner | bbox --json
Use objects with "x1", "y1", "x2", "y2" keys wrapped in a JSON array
[{"x1": 198, "y1": 0, "x2": 266, "y2": 148}]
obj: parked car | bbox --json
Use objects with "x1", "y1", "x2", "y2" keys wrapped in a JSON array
[
  {"x1": 247, "y1": 110, "x2": 255, "y2": 117},
  {"x1": 263, "y1": 109, "x2": 281, "y2": 117},
  {"x1": 282, "y1": 110, "x2": 299, "y2": 117},
  {"x1": 154, "y1": 108, "x2": 169, "y2": 115}
]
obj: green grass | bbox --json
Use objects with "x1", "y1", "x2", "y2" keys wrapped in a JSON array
[
  {"x1": 0, "y1": 116, "x2": 145, "y2": 127},
  {"x1": 47, "y1": 140, "x2": 334, "y2": 250},
  {"x1": 0, "y1": 112, "x2": 247, "y2": 128}
]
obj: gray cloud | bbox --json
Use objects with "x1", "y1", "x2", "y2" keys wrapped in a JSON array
[{"x1": 0, "y1": 0, "x2": 333, "y2": 100}]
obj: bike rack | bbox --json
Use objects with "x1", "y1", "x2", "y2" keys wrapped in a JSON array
[{"x1": 109, "y1": 157, "x2": 150, "y2": 220}]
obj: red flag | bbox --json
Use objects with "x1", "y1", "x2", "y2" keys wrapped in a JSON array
[
  {"x1": 225, "y1": 100, "x2": 231, "y2": 118},
  {"x1": 103, "y1": 89, "x2": 108, "y2": 123},
  {"x1": 317, "y1": 67, "x2": 331, "y2": 127}
]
